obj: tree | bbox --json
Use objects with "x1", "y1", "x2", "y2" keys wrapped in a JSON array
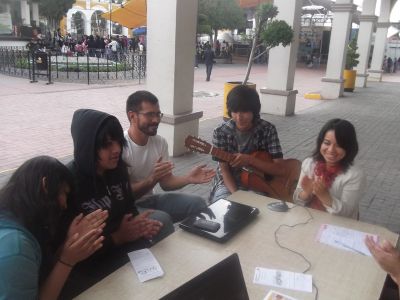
[
  {"x1": 197, "y1": 13, "x2": 212, "y2": 36},
  {"x1": 198, "y1": 0, "x2": 246, "y2": 44},
  {"x1": 243, "y1": 3, "x2": 293, "y2": 84},
  {"x1": 345, "y1": 38, "x2": 359, "y2": 70},
  {"x1": 72, "y1": 12, "x2": 84, "y2": 36},
  {"x1": 38, "y1": 0, "x2": 75, "y2": 29},
  {"x1": 91, "y1": 11, "x2": 107, "y2": 36}
]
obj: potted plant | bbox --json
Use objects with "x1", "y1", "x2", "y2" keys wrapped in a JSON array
[
  {"x1": 343, "y1": 38, "x2": 359, "y2": 92},
  {"x1": 223, "y1": 3, "x2": 294, "y2": 118}
]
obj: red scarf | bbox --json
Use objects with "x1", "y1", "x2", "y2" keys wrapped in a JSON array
[{"x1": 308, "y1": 161, "x2": 342, "y2": 211}]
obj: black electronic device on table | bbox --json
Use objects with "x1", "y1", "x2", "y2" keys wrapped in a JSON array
[
  {"x1": 159, "y1": 253, "x2": 249, "y2": 300},
  {"x1": 179, "y1": 198, "x2": 259, "y2": 243}
]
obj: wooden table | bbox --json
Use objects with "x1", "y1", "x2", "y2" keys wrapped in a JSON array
[{"x1": 76, "y1": 191, "x2": 398, "y2": 299}]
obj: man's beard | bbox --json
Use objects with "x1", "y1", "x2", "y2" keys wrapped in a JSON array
[{"x1": 139, "y1": 122, "x2": 158, "y2": 136}]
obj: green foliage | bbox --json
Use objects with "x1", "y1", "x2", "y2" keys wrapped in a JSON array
[
  {"x1": 56, "y1": 64, "x2": 130, "y2": 72},
  {"x1": 197, "y1": 13, "x2": 212, "y2": 35},
  {"x1": 72, "y1": 12, "x2": 84, "y2": 36},
  {"x1": 15, "y1": 58, "x2": 30, "y2": 69},
  {"x1": 345, "y1": 38, "x2": 359, "y2": 70},
  {"x1": 14, "y1": 58, "x2": 130, "y2": 73},
  {"x1": 198, "y1": 0, "x2": 246, "y2": 36},
  {"x1": 38, "y1": 0, "x2": 75, "y2": 25},
  {"x1": 256, "y1": 3, "x2": 278, "y2": 25},
  {"x1": 260, "y1": 20, "x2": 293, "y2": 49}
]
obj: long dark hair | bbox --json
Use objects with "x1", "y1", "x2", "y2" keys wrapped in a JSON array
[
  {"x1": 312, "y1": 119, "x2": 359, "y2": 170},
  {"x1": 0, "y1": 156, "x2": 73, "y2": 241},
  {"x1": 227, "y1": 85, "x2": 261, "y2": 121}
]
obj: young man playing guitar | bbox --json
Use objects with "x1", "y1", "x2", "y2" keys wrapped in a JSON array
[{"x1": 209, "y1": 85, "x2": 286, "y2": 202}]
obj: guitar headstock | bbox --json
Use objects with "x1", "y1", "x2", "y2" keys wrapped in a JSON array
[{"x1": 184, "y1": 135, "x2": 212, "y2": 154}]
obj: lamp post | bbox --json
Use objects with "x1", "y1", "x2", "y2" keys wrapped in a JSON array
[{"x1": 109, "y1": 0, "x2": 112, "y2": 38}]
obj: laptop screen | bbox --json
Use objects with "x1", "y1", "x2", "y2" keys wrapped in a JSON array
[{"x1": 159, "y1": 253, "x2": 249, "y2": 300}]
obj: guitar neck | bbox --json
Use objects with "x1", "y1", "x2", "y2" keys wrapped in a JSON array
[{"x1": 210, "y1": 147, "x2": 235, "y2": 163}]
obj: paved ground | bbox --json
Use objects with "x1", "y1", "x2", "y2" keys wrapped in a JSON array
[{"x1": 1, "y1": 63, "x2": 400, "y2": 233}]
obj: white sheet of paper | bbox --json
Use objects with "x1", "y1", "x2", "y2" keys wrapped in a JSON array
[
  {"x1": 128, "y1": 248, "x2": 164, "y2": 282},
  {"x1": 253, "y1": 267, "x2": 313, "y2": 293},
  {"x1": 316, "y1": 224, "x2": 378, "y2": 256}
]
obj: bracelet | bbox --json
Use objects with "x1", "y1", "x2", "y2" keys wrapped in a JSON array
[{"x1": 58, "y1": 258, "x2": 74, "y2": 268}]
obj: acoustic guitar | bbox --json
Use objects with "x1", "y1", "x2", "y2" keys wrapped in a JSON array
[{"x1": 184, "y1": 135, "x2": 301, "y2": 202}]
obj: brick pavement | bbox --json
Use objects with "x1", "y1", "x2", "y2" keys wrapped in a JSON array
[{"x1": 1, "y1": 64, "x2": 400, "y2": 233}]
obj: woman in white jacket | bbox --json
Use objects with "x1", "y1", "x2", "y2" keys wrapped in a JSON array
[{"x1": 293, "y1": 119, "x2": 365, "y2": 219}]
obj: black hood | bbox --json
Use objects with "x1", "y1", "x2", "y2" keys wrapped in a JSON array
[{"x1": 71, "y1": 109, "x2": 118, "y2": 178}]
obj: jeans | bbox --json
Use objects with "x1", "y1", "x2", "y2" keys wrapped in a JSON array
[
  {"x1": 136, "y1": 192, "x2": 207, "y2": 223},
  {"x1": 137, "y1": 206, "x2": 174, "y2": 243},
  {"x1": 206, "y1": 63, "x2": 213, "y2": 81}
]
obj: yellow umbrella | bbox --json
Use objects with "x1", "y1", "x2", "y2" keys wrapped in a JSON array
[{"x1": 101, "y1": 0, "x2": 146, "y2": 29}]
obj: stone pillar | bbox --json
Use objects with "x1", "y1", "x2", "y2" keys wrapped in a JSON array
[
  {"x1": 122, "y1": 27, "x2": 129, "y2": 37},
  {"x1": 20, "y1": 0, "x2": 31, "y2": 26},
  {"x1": 147, "y1": 0, "x2": 201, "y2": 156},
  {"x1": 369, "y1": 0, "x2": 391, "y2": 81},
  {"x1": 321, "y1": 0, "x2": 356, "y2": 99},
  {"x1": 32, "y1": 2, "x2": 40, "y2": 27},
  {"x1": 86, "y1": 0, "x2": 91, "y2": 10},
  {"x1": 259, "y1": 0, "x2": 302, "y2": 116},
  {"x1": 85, "y1": 19, "x2": 92, "y2": 36},
  {"x1": 355, "y1": 0, "x2": 377, "y2": 87},
  {"x1": 108, "y1": 21, "x2": 113, "y2": 36}
]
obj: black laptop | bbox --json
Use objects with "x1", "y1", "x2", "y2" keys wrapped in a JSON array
[
  {"x1": 179, "y1": 198, "x2": 259, "y2": 243},
  {"x1": 159, "y1": 253, "x2": 249, "y2": 300}
]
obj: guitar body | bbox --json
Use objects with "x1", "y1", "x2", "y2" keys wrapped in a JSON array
[
  {"x1": 239, "y1": 152, "x2": 301, "y2": 202},
  {"x1": 184, "y1": 135, "x2": 301, "y2": 202}
]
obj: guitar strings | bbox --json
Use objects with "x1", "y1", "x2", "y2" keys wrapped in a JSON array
[{"x1": 273, "y1": 205, "x2": 319, "y2": 300}]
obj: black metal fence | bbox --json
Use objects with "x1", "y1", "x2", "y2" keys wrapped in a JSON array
[{"x1": 0, "y1": 46, "x2": 146, "y2": 84}]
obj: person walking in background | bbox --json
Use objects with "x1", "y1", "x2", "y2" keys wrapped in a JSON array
[
  {"x1": 293, "y1": 119, "x2": 366, "y2": 219},
  {"x1": 204, "y1": 44, "x2": 215, "y2": 81},
  {"x1": 387, "y1": 57, "x2": 393, "y2": 73}
]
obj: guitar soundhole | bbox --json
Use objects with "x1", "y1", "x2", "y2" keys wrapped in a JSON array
[{"x1": 264, "y1": 174, "x2": 273, "y2": 181}]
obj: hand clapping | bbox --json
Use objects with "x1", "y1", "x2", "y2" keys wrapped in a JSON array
[
  {"x1": 187, "y1": 164, "x2": 215, "y2": 184},
  {"x1": 112, "y1": 210, "x2": 163, "y2": 245},
  {"x1": 151, "y1": 157, "x2": 174, "y2": 183},
  {"x1": 60, "y1": 209, "x2": 108, "y2": 267},
  {"x1": 365, "y1": 236, "x2": 400, "y2": 285}
]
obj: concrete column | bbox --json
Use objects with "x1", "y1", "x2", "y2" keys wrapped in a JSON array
[
  {"x1": 147, "y1": 0, "x2": 201, "y2": 156},
  {"x1": 86, "y1": 0, "x2": 91, "y2": 10},
  {"x1": 20, "y1": 0, "x2": 31, "y2": 26},
  {"x1": 259, "y1": 0, "x2": 302, "y2": 116},
  {"x1": 85, "y1": 19, "x2": 92, "y2": 36},
  {"x1": 108, "y1": 21, "x2": 113, "y2": 36},
  {"x1": 321, "y1": 0, "x2": 356, "y2": 99},
  {"x1": 32, "y1": 2, "x2": 40, "y2": 27},
  {"x1": 355, "y1": 0, "x2": 377, "y2": 87},
  {"x1": 5, "y1": 4, "x2": 11, "y2": 13},
  {"x1": 122, "y1": 27, "x2": 129, "y2": 36},
  {"x1": 369, "y1": 0, "x2": 391, "y2": 81}
]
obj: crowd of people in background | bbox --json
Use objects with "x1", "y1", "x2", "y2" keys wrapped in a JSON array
[
  {"x1": 383, "y1": 56, "x2": 400, "y2": 73},
  {"x1": 195, "y1": 40, "x2": 232, "y2": 65},
  {"x1": 28, "y1": 27, "x2": 146, "y2": 62}
]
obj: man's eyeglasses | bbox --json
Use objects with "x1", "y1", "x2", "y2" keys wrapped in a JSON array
[{"x1": 136, "y1": 111, "x2": 164, "y2": 118}]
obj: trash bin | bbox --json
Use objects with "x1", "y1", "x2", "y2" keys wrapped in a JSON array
[{"x1": 35, "y1": 51, "x2": 48, "y2": 70}]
